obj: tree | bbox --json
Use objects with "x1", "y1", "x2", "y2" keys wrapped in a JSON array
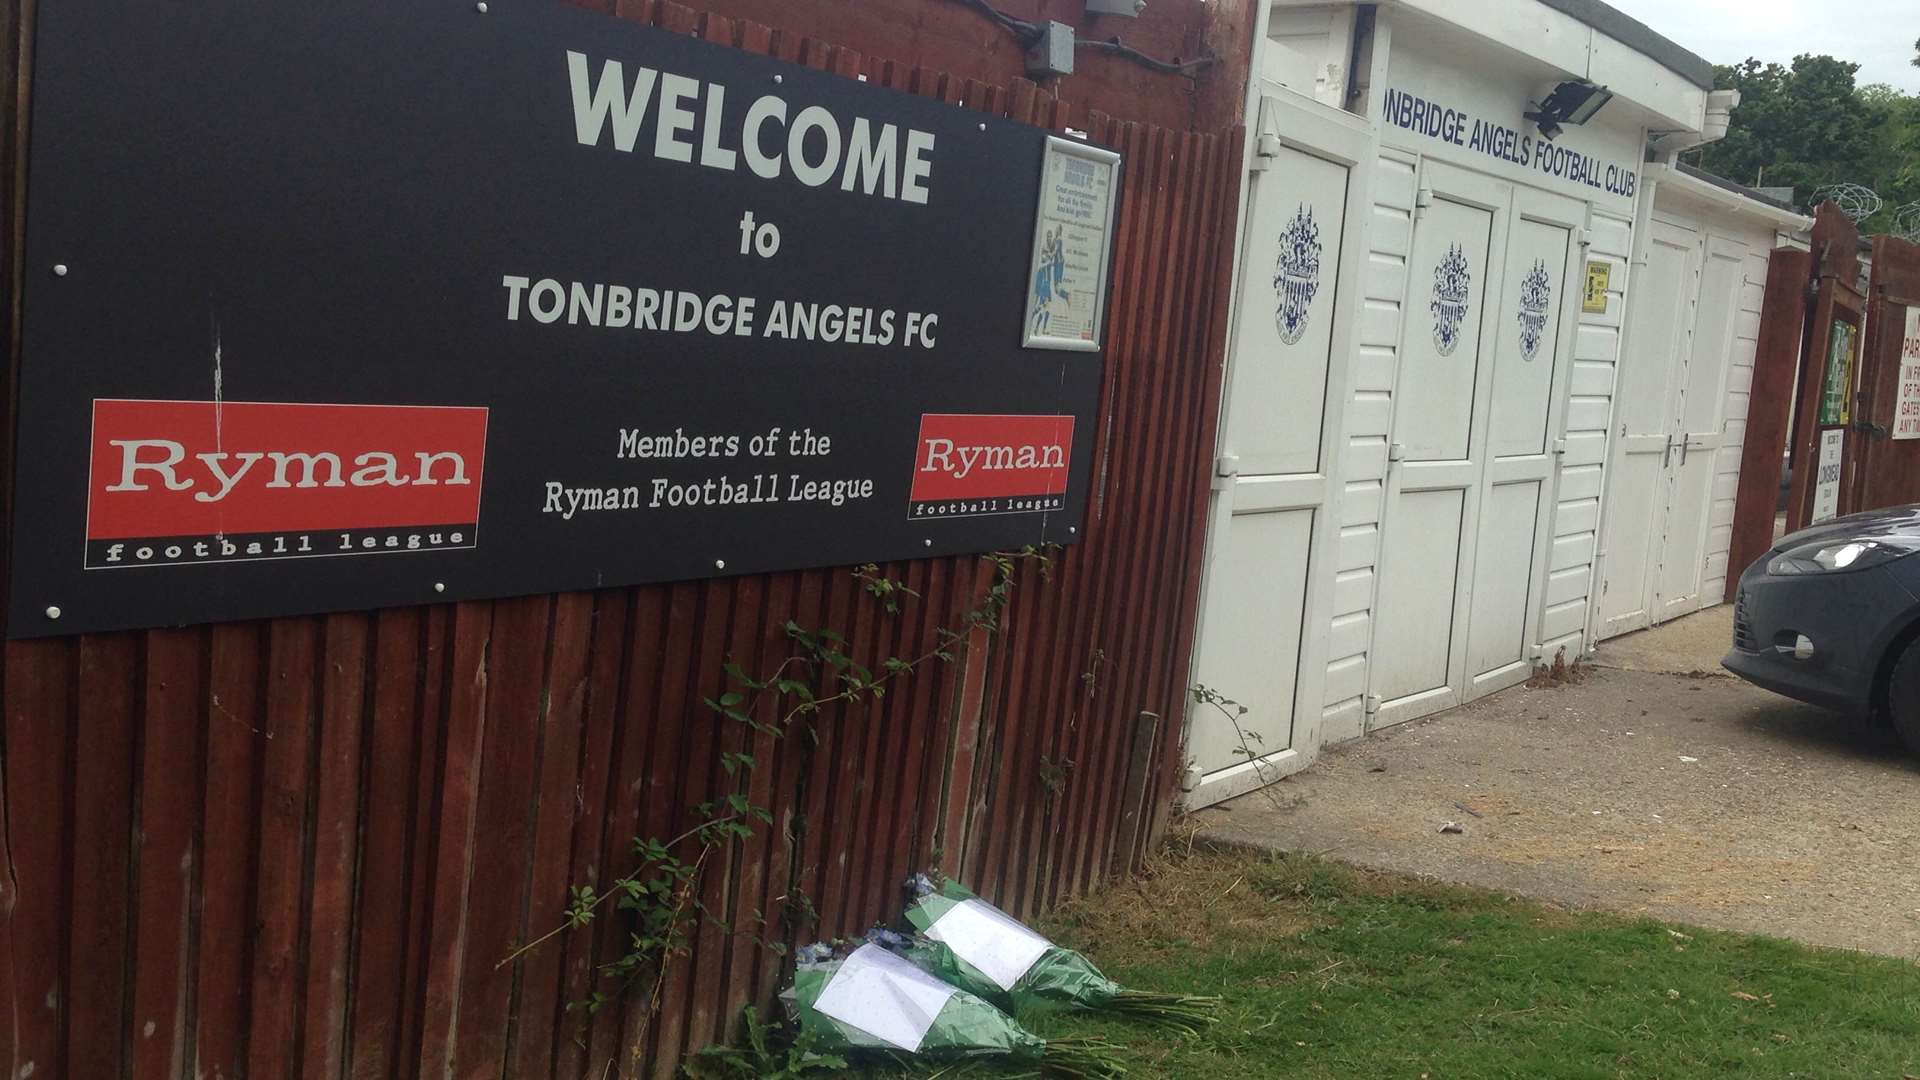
[
  {"x1": 1698, "y1": 56, "x2": 1878, "y2": 195},
  {"x1": 1695, "y1": 54, "x2": 1917, "y2": 233}
]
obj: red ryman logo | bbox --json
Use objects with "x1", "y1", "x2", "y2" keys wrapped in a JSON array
[
  {"x1": 85, "y1": 399, "x2": 488, "y2": 568},
  {"x1": 908, "y1": 413, "x2": 1072, "y2": 519}
]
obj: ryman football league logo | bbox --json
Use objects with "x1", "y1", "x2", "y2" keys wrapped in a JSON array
[
  {"x1": 1430, "y1": 243, "x2": 1472, "y2": 357},
  {"x1": 1517, "y1": 259, "x2": 1552, "y2": 362},
  {"x1": 1272, "y1": 203, "x2": 1322, "y2": 346},
  {"x1": 84, "y1": 399, "x2": 488, "y2": 570},
  {"x1": 908, "y1": 414, "x2": 1073, "y2": 521}
]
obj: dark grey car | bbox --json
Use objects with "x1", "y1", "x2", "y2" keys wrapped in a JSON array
[{"x1": 1724, "y1": 504, "x2": 1920, "y2": 750}]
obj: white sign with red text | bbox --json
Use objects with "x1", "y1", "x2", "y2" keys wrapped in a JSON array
[{"x1": 1895, "y1": 307, "x2": 1920, "y2": 441}]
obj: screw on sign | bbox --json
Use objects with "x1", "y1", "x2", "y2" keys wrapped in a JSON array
[{"x1": 1897, "y1": 307, "x2": 1920, "y2": 442}]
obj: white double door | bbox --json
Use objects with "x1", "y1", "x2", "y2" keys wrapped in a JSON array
[
  {"x1": 1185, "y1": 92, "x2": 1369, "y2": 807},
  {"x1": 1369, "y1": 161, "x2": 1583, "y2": 728},
  {"x1": 1597, "y1": 219, "x2": 1746, "y2": 637}
]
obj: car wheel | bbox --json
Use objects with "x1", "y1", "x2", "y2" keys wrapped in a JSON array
[{"x1": 1892, "y1": 640, "x2": 1920, "y2": 755}]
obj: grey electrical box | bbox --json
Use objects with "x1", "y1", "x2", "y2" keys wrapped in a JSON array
[
  {"x1": 1026, "y1": 20, "x2": 1075, "y2": 78},
  {"x1": 1086, "y1": 0, "x2": 1146, "y2": 16}
]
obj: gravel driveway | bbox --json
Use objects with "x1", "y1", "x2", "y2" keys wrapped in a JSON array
[{"x1": 1199, "y1": 611, "x2": 1920, "y2": 958}]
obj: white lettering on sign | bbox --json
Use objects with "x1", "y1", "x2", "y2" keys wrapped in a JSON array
[
  {"x1": 1812, "y1": 428, "x2": 1845, "y2": 524},
  {"x1": 496, "y1": 273, "x2": 932, "y2": 349},
  {"x1": 1895, "y1": 307, "x2": 1920, "y2": 441},
  {"x1": 919, "y1": 437, "x2": 1067, "y2": 481},
  {"x1": 566, "y1": 52, "x2": 937, "y2": 205},
  {"x1": 104, "y1": 440, "x2": 472, "y2": 503}
]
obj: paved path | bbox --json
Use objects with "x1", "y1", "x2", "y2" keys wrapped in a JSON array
[
  {"x1": 1200, "y1": 617, "x2": 1920, "y2": 957},
  {"x1": 1593, "y1": 605, "x2": 1735, "y2": 676}
]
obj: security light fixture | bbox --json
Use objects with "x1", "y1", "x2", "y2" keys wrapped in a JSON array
[{"x1": 1525, "y1": 79, "x2": 1614, "y2": 142}]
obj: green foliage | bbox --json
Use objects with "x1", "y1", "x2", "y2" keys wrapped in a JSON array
[
  {"x1": 1189, "y1": 684, "x2": 1289, "y2": 810},
  {"x1": 1246, "y1": 850, "x2": 1351, "y2": 905},
  {"x1": 1692, "y1": 54, "x2": 1920, "y2": 233},
  {"x1": 685, "y1": 1006, "x2": 849, "y2": 1079},
  {"x1": 854, "y1": 562, "x2": 922, "y2": 615},
  {"x1": 889, "y1": 848, "x2": 1920, "y2": 1079}
]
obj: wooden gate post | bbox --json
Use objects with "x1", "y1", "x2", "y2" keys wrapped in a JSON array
[
  {"x1": 1852, "y1": 235, "x2": 1920, "y2": 509},
  {"x1": 1726, "y1": 247, "x2": 1813, "y2": 593},
  {"x1": 1784, "y1": 204, "x2": 1865, "y2": 533}
]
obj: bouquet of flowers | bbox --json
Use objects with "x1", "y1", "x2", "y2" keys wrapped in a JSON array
[
  {"x1": 780, "y1": 941, "x2": 1127, "y2": 1078},
  {"x1": 901, "y1": 875, "x2": 1217, "y2": 1032}
]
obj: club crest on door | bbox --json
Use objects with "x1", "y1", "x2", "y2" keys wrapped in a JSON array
[
  {"x1": 1430, "y1": 242, "x2": 1472, "y2": 357},
  {"x1": 1272, "y1": 203, "x2": 1322, "y2": 346},
  {"x1": 1518, "y1": 258, "x2": 1552, "y2": 361}
]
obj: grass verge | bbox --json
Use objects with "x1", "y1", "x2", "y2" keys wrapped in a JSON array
[{"x1": 872, "y1": 840, "x2": 1920, "y2": 1079}]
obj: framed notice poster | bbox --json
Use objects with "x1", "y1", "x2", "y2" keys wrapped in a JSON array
[
  {"x1": 1819, "y1": 317, "x2": 1858, "y2": 426},
  {"x1": 1023, "y1": 136, "x2": 1121, "y2": 352},
  {"x1": 1895, "y1": 306, "x2": 1920, "y2": 441},
  {"x1": 1582, "y1": 260, "x2": 1611, "y2": 314},
  {"x1": 1812, "y1": 428, "x2": 1845, "y2": 524}
]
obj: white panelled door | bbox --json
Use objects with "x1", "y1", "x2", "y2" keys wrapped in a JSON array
[
  {"x1": 1653, "y1": 234, "x2": 1745, "y2": 621},
  {"x1": 1370, "y1": 163, "x2": 1585, "y2": 727},
  {"x1": 1370, "y1": 162, "x2": 1508, "y2": 727},
  {"x1": 1597, "y1": 221, "x2": 1694, "y2": 638},
  {"x1": 1187, "y1": 92, "x2": 1368, "y2": 808},
  {"x1": 1598, "y1": 219, "x2": 1746, "y2": 637},
  {"x1": 1464, "y1": 186, "x2": 1583, "y2": 699}
]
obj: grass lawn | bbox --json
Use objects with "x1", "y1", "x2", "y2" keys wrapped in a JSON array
[{"x1": 866, "y1": 840, "x2": 1920, "y2": 1079}]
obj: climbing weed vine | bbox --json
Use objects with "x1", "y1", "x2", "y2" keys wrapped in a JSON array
[
  {"x1": 1189, "y1": 683, "x2": 1294, "y2": 812},
  {"x1": 499, "y1": 547, "x2": 1055, "y2": 1046}
]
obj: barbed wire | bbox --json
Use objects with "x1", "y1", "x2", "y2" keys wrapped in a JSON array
[
  {"x1": 1809, "y1": 183, "x2": 1883, "y2": 223},
  {"x1": 1893, "y1": 201, "x2": 1920, "y2": 243}
]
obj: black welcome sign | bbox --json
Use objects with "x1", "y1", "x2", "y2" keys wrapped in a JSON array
[{"x1": 9, "y1": 0, "x2": 1117, "y2": 637}]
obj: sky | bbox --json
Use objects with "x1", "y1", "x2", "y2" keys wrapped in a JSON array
[{"x1": 1600, "y1": 0, "x2": 1920, "y2": 93}]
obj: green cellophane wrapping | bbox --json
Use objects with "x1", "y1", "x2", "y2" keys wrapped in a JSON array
[
  {"x1": 780, "y1": 947, "x2": 1126, "y2": 1077},
  {"x1": 781, "y1": 950, "x2": 1046, "y2": 1060},
  {"x1": 905, "y1": 879, "x2": 1218, "y2": 1031}
]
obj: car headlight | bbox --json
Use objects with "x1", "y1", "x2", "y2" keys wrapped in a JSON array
[{"x1": 1767, "y1": 538, "x2": 1919, "y2": 576}]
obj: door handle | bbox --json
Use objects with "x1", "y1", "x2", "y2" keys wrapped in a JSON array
[
  {"x1": 1680, "y1": 439, "x2": 1689, "y2": 468},
  {"x1": 1662, "y1": 434, "x2": 1674, "y2": 468}
]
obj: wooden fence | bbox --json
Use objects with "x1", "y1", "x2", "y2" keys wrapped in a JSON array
[
  {"x1": 1854, "y1": 234, "x2": 1920, "y2": 510},
  {"x1": 0, "y1": 2, "x2": 1244, "y2": 1077}
]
